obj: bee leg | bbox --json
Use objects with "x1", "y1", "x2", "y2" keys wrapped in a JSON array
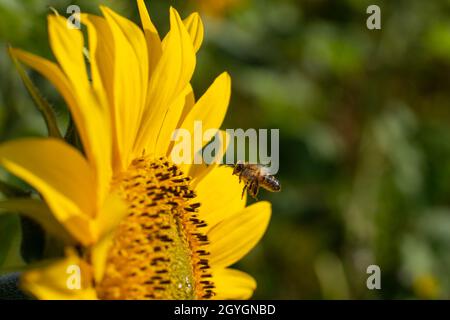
[
  {"x1": 252, "y1": 183, "x2": 260, "y2": 200},
  {"x1": 241, "y1": 183, "x2": 248, "y2": 199},
  {"x1": 247, "y1": 181, "x2": 257, "y2": 200}
]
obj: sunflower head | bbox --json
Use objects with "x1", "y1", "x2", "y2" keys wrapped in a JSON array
[
  {"x1": 0, "y1": 0, "x2": 273, "y2": 300},
  {"x1": 97, "y1": 156, "x2": 213, "y2": 299}
]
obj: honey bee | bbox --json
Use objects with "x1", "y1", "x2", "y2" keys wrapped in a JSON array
[{"x1": 228, "y1": 161, "x2": 281, "y2": 200}]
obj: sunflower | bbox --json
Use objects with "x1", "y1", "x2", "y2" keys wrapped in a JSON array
[{"x1": 0, "y1": 0, "x2": 271, "y2": 300}]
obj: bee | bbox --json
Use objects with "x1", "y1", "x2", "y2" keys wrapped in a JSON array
[{"x1": 228, "y1": 161, "x2": 281, "y2": 200}]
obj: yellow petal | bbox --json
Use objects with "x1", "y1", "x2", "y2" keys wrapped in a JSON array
[
  {"x1": 9, "y1": 48, "x2": 79, "y2": 125},
  {"x1": 178, "y1": 84, "x2": 196, "y2": 124},
  {"x1": 9, "y1": 48, "x2": 96, "y2": 167},
  {"x1": 172, "y1": 72, "x2": 231, "y2": 160},
  {"x1": 0, "y1": 198, "x2": 73, "y2": 244},
  {"x1": 162, "y1": 12, "x2": 204, "y2": 53},
  {"x1": 154, "y1": 85, "x2": 192, "y2": 157},
  {"x1": 101, "y1": 6, "x2": 149, "y2": 170},
  {"x1": 181, "y1": 72, "x2": 231, "y2": 133},
  {"x1": 8, "y1": 46, "x2": 62, "y2": 138},
  {"x1": 15, "y1": 16, "x2": 112, "y2": 205},
  {"x1": 91, "y1": 193, "x2": 127, "y2": 283},
  {"x1": 183, "y1": 12, "x2": 204, "y2": 53},
  {"x1": 137, "y1": 0, "x2": 162, "y2": 75},
  {"x1": 0, "y1": 138, "x2": 97, "y2": 245},
  {"x1": 91, "y1": 231, "x2": 114, "y2": 283},
  {"x1": 188, "y1": 130, "x2": 231, "y2": 184},
  {"x1": 48, "y1": 16, "x2": 111, "y2": 180},
  {"x1": 213, "y1": 268, "x2": 256, "y2": 300},
  {"x1": 194, "y1": 161, "x2": 246, "y2": 232},
  {"x1": 80, "y1": 14, "x2": 112, "y2": 109},
  {"x1": 80, "y1": 14, "x2": 116, "y2": 189},
  {"x1": 165, "y1": 84, "x2": 195, "y2": 161},
  {"x1": 95, "y1": 193, "x2": 128, "y2": 239},
  {"x1": 47, "y1": 15, "x2": 89, "y2": 93},
  {"x1": 134, "y1": 7, "x2": 196, "y2": 157},
  {"x1": 208, "y1": 201, "x2": 271, "y2": 268},
  {"x1": 21, "y1": 249, "x2": 97, "y2": 300}
]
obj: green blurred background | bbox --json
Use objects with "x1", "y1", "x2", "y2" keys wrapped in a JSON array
[{"x1": 2, "y1": 0, "x2": 450, "y2": 299}]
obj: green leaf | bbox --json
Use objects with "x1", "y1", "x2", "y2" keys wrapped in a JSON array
[
  {"x1": 0, "y1": 198, "x2": 74, "y2": 244},
  {"x1": 8, "y1": 46, "x2": 62, "y2": 139},
  {"x1": 64, "y1": 115, "x2": 84, "y2": 152},
  {"x1": 0, "y1": 180, "x2": 30, "y2": 198},
  {"x1": 0, "y1": 214, "x2": 21, "y2": 268},
  {"x1": 19, "y1": 216, "x2": 45, "y2": 263}
]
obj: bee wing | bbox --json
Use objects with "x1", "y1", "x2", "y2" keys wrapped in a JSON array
[{"x1": 258, "y1": 164, "x2": 272, "y2": 175}]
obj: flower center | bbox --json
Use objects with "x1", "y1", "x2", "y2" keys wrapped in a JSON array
[{"x1": 96, "y1": 157, "x2": 214, "y2": 299}]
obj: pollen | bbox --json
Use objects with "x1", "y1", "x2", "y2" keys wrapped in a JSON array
[{"x1": 96, "y1": 157, "x2": 215, "y2": 299}]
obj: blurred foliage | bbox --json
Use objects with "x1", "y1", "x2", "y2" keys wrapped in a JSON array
[{"x1": 1, "y1": 0, "x2": 450, "y2": 299}]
